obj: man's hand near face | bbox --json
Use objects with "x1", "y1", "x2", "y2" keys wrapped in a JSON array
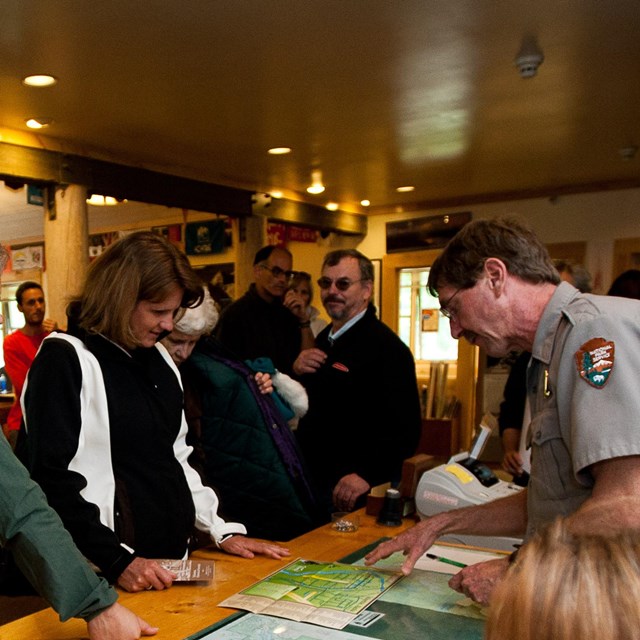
[
  {"x1": 283, "y1": 289, "x2": 306, "y2": 320},
  {"x1": 41, "y1": 318, "x2": 58, "y2": 333}
]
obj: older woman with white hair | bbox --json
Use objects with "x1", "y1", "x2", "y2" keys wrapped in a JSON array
[
  {"x1": 161, "y1": 287, "x2": 220, "y2": 366},
  {"x1": 161, "y1": 288, "x2": 321, "y2": 541}
]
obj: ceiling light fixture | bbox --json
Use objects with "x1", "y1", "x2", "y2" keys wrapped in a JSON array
[
  {"x1": 269, "y1": 190, "x2": 284, "y2": 198},
  {"x1": 86, "y1": 195, "x2": 121, "y2": 206},
  {"x1": 515, "y1": 36, "x2": 544, "y2": 78},
  {"x1": 326, "y1": 202, "x2": 339, "y2": 211},
  {"x1": 619, "y1": 145, "x2": 638, "y2": 161},
  {"x1": 306, "y1": 170, "x2": 325, "y2": 195},
  {"x1": 22, "y1": 74, "x2": 58, "y2": 87},
  {"x1": 268, "y1": 147, "x2": 292, "y2": 155},
  {"x1": 25, "y1": 117, "x2": 53, "y2": 129},
  {"x1": 396, "y1": 185, "x2": 415, "y2": 193},
  {"x1": 360, "y1": 199, "x2": 371, "y2": 207}
]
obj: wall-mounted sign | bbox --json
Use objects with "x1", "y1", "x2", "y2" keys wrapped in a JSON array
[
  {"x1": 11, "y1": 245, "x2": 44, "y2": 270},
  {"x1": 27, "y1": 185, "x2": 44, "y2": 206}
]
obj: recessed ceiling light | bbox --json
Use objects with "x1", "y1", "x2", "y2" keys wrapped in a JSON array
[
  {"x1": 22, "y1": 75, "x2": 58, "y2": 88},
  {"x1": 619, "y1": 145, "x2": 638, "y2": 161},
  {"x1": 326, "y1": 202, "x2": 339, "y2": 211},
  {"x1": 268, "y1": 147, "x2": 292, "y2": 155},
  {"x1": 360, "y1": 199, "x2": 371, "y2": 207},
  {"x1": 306, "y1": 169, "x2": 325, "y2": 195},
  {"x1": 270, "y1": 190, "x2": 284, "y2": 199},
  {"x1": 396, "y1": 185, "x2": 415, "y2": 193},
  {"x1": 25, "y1": 118, "x2": 53, "y2": 129}
]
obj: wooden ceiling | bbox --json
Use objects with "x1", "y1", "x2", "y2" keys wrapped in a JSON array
[{"x1": 0, "y1": 0, "x2": 639, "y2": 219}]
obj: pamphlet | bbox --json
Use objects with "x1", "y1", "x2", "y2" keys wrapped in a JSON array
[{"x1": 156, "y1": 558, "x2": 215, "y2": 582}]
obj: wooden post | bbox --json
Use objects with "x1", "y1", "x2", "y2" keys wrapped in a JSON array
[
  {"x1": 43, "y1": 185, "x2": 89, "y2": 330},
  {"x1": 233, "y1": 215, "x2": 264, "y2": 298}
]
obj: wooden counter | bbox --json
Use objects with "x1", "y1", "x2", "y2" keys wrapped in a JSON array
[{"x1": 0, "y1": 511, "x2": 416, "y2": 639}]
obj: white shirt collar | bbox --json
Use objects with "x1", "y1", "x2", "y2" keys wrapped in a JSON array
[{"x1": 328, "y1": 307, "x2": 368, "y2": 342}]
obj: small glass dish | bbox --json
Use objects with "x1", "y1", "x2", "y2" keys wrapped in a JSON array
[{"x1": 331, "y1": 512, "x2": 360, "y2": 532}]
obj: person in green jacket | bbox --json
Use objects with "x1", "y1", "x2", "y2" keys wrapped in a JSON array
[
  {"x1": 0, "y1": 245, "x2": 155, "y2": 639},
  {"x1": 161, "y1": 287, "x2": 320, "y2": 541},
  {"x1": 1, "y1": 436, "x2": 158, "y2": 638}
]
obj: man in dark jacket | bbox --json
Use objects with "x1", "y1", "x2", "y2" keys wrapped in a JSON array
[
  {"x1": 294, "y1": 249, "x2": 422, "y2": 514},
  {"x1": 215, "y1": 246, "x2": 314, "y2": 375}
]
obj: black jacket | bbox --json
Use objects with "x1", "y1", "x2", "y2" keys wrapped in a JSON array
[{"x1": 296, "y1": 305, "x2": 422, "y2": 511}]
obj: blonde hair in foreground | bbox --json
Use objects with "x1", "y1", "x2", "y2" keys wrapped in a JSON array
[{"x1": 486, "y1": 518, "x2": 640, "y2": 640}]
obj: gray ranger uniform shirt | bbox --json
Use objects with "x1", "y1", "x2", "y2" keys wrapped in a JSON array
[{"x1": 526, "y1": 281, "x2": 640, "y2": 538}]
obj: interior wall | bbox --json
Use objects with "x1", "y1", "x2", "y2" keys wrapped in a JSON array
[
  {"x1": 5, "y1": 186, "x2": 640, "y2": 298},
  {"x1": 357, "y1": 187, "x2": 640, "y2": 294}
]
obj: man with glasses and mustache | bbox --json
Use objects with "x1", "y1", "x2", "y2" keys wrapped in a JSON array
[
  {"x1": 365, "y1": 217, "x2": 640, "y2": 607},
  {"x1": 294, "y1": 249, "x2": 421, "y2": 516},
  {"x1": 216, "y1": 245, "x2": 314, "y2": 375}
]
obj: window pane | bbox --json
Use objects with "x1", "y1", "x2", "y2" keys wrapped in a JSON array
[
  {"x1": 399, "y1": 284, "x2": 413, "y2": 315},
  {"x1": 398, "y1": 317, "x2": 411, "y2": 346},
  {"x1": 398, "y1": 267, "x2": 458, "y2": 362}
]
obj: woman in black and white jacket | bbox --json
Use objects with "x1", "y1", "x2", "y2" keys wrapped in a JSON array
[{"x1": 19, "y1": 231, "x2": 289, "y2": 594}]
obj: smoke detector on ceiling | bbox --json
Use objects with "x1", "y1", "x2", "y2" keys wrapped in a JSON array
[
  {"x1": 619, "y1": 145, "x2": 638, "y2": 161},
  {"x1": 515, "y1": 37, "x2": 544, "y2": 78}
]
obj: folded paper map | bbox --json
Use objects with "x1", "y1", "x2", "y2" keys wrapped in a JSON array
[{"x1": 219, "y1": 558, "x2": 402, "y2": 629}]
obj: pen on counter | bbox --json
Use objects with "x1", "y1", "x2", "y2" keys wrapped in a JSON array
[{"x1": 426, "y1": 553, "x2": 467, "y2": 568}]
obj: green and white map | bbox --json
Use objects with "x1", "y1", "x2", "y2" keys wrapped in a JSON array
[{"x1": 218, "y1": 558, "x2": 402, "y2": 629}]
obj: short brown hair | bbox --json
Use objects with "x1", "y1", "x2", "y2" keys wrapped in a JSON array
[
  {"x1": 322, "y1": 249, "x2": 374, "y2": 282},
  {"x1": 77, "y1": 231, "x2": 203, "y2": 348},
  {"x1": 427, "y1": 217, "x2": 560, "y2": 296},
  {"x1": 16, "y1": 280, "x2": 43, "y2": 305}
]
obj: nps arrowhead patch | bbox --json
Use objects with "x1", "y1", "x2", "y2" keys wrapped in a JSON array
[{"x1": 575, "y1": 337, "x2": 615, "y2": 388}]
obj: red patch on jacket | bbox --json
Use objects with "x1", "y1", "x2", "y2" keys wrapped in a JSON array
[{"x1": 332, "y1": 362, "x2": 349, "y2": 372}]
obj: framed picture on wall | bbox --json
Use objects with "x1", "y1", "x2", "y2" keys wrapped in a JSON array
[
  {"x1": 194, "y1": 262, "x2": 236, "y2": 311},
  {"x1": 372, "y1": 258, "x2": 382, "y2": 316}
]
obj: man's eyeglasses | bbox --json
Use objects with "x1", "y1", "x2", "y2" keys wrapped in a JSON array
[
  {"x1": 439, "y1": 287, "x2": 463, "y2": 319},
  {"x1": 317, "y1": 277, "x2": 364, "y2": 292},
  {"x1": 258, "y1": 264, "x2": 297, "y2": 280}
]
